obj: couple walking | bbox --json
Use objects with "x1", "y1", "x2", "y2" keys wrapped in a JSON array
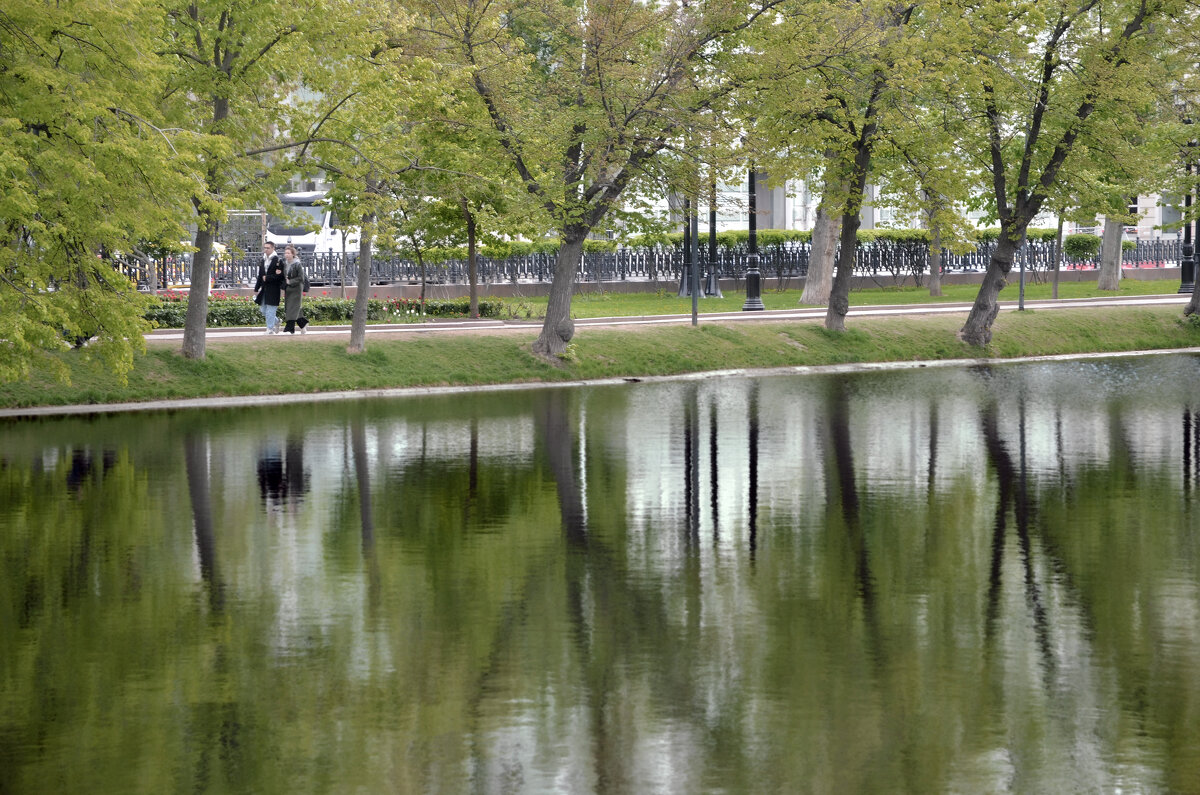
[{"x1": 254, "y1": 242, "x2": 309, "y2": 335}]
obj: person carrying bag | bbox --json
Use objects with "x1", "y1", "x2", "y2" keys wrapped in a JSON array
[{"x1": 281, "y1": 244, "x2": 310, "y2": 335}]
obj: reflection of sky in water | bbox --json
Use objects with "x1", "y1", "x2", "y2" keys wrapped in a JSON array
[{"x1": 2, "y1": 354, "x2": 1200, "y2": 793}]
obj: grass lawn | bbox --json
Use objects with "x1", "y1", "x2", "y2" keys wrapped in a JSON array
[
  {"x1": 495, "y1": 276, "x2": 1182, "y2": 319},
  {"x1": 4, "y1": 301, "x2": 1199, "y2": 411}
]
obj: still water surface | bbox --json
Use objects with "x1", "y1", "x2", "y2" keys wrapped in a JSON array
[{"x1": 3, "y1": 355, "x2": 1200, "y2": 793}]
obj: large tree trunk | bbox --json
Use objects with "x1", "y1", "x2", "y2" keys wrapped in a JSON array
[
  {"x1": 823, "y1": 106, "x2": 877, "y2": 331},
  {"x1": 801, "y1": 205, "x2": 840, "y2": 305},
  {"x1": 181, "y1": 223, "x2": 216, "y2": 360},
  {"x1": 533, "y1": 230, "x2": 587, "y2": 358},
  {"x1": 1097, "y1": 215, "x2": 1123, "y2": 291},
  {"x1": 462, "y1": 198, "x2": 479, "y2": 318},
  {"x1": 800, "y1": 161, "x2": 843, "y2": 306},
  {"x1": 959, "y1": 229, "x2": 1022, "y2": 345},
  {"x1": 928, "y1": 224, "x2": 943, "y2": 297},
  {"x1": 347, "y1": 212, "x2": 375, "y2": 354},
  {"x1": 825, "y1": 207, "x2": 864, "y2": 331}
]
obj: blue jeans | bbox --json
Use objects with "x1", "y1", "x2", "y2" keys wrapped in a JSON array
[{"x1": 261, "y1": 303, "x2": 279, "y2": 330}]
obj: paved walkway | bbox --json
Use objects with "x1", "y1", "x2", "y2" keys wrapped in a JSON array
[{"x1": 144, "y1": 293, "x2": 1194, "y2": 342}]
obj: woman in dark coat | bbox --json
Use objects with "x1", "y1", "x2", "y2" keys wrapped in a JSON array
[
  {"x1": 254, "y1": 242, "x2": 285, "y2": 334},
  {"x1": 282, "y1": 244, "x2": 309, "y2": 334}
]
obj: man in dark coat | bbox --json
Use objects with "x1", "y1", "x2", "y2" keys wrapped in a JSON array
[{"x1": 254, "y1": 241, "x2": 285, "y2": 334}]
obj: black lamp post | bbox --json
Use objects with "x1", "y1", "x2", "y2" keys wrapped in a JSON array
[
  {"x1": 1178, "y1": 100, "x2": 1195, "y2": 294},
  {"x1": 742, "y1": 168, "x2": 764, "y2": 311},
  {"x1": 1183, "y1": 172, "x2": 1194, "y2": 294},
  {"x1": 677, "y1": 195, "x2": 692, "y2": 298},
  {"x1": 690, "y1": 199, "x2": 700, "y2": 325},
  {"x1": 705, "y1": 182, "x2": 723, "y2": 297},
  {"x1": 1182, "y1": 142, "x2": 1196, "y2": 294}
]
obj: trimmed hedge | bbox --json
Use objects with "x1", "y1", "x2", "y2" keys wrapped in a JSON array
[
  {"x1": 410, "y1": 227, "x2": 1070, "y2": 258},
  {"x1": 380, "y1": 296, "x2": 502, "y2": 319},
  {"x1": 143, "y1": 292, "x2": 502, "y2": 328},
  {"x1": 973, "y1": 228, "x2": 1059, "y2": 243},
  {"x1": 1063, "y1": 234, "x2": 1101, "y2": 260}
]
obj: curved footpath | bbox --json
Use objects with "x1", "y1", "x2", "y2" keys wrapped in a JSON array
[
  {"x1": 143, "y1": 293, "x2": 1193, "y2": 341},
  {"x1": 8, "y1": 293, "x2": 1197, "y2": 420}
]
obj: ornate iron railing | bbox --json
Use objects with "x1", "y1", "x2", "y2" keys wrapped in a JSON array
[{"x1": 118, "y1": 238, "x2": 1184, "y2": 290}]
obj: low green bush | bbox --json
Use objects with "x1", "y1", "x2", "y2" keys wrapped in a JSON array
[
  {"x1": 1064, "y1": 233, "x2": 1101, "y2": 261},
  {"x1": 143, "y1": 291, "x2": 502, "y2": 328},
  {"x1": 381, "y1": 297, "x2": 502, "y2": 319},
  {"x1": 974, "y1": 228, "x2": 1058, "y2": 243}
]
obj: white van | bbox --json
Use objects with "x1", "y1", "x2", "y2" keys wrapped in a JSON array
[{"x1": 265, "y1": 191, "x2": 359, "y2": 255}]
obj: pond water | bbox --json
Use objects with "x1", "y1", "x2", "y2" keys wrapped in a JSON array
[{"x1": 2, "y1": 355, "x2": 1200, "y2": 793}]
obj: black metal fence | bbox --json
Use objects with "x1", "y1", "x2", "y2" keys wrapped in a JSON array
[{"x1": 121, "y1": 238, "x2": 1184, "y2": 291}]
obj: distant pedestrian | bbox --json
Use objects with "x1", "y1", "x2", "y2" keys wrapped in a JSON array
[
  {"x1": 282, "y1": 244, "x2": 309, "y2": 335},
  {"x1": 254, "y1": 241, "x2": 285, "y2": 334}
]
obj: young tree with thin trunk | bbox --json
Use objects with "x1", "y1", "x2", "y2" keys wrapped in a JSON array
[
  {"x1": 157, "y1": 0, "x2": 360, "y2": 360},
  {"x1": 744, "y1": 0, "x2": 929, "y2": 332},
  {"x1": 412, "y1": 0, "x2": 783, "y2": 357},
  {"x1": 872, "y1": 107, "x2": 979, "y2": 298}
]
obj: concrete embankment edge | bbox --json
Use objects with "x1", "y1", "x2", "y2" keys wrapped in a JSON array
[{"x1": 4, "y1": 347, "x2": 1199, "y2": 420}]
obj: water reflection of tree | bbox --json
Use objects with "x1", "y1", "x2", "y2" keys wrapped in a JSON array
[
  {"x1": 1030, "y1": 403, "x2": 1200, "y2": 794},
  {"x1": 748, "y1": 380, "x2": 759, "y2": 560},
  {"x1": 6, "y1": 376, "x2": 1200, "y2": 792},
  {"x1": 527, "y1": 387, "x2": 734, "y2": 791},
  {"x1": 185, "y1": 432, "x2": 223, "y2": 614},
  {"x1": 0, "y1": 439, "x2": 238, "y2": 793},
  {"x1": 825, "y1": 376, "x2": 877, "y2": 632},
  {"x1": 979, "y1": 394, "x2": 1054, "y2": 683}
]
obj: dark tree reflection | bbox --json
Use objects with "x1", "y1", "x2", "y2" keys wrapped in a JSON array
[
  {"x1": 979, "y1": 396, "x2": 1053, "y2": 684},
  {"x1": 351, "y1": 417, "x2": 374, "y2": 553},
  {"x1": 748, "y1": 381, "x2": 759, "y2": 560},
  {"x1": 463, "y1": 417, "x2": 479, "y2": 527},
  {"x1": 537, "y1": 389, "x2": 587, "y2": 547},
  {"x1": 825, "y1": 377, "x2": 877, "y2": 634},
  {"x1": 710, "y1": 396, "x2": 720, "y2": 546},
  {"x1": 685, "y1": 385, "x2": 701, "y2": 546},
  {"x1": 184, "y1": 433, "x2": 223, "y2": 614},
  {"x1": 350, "y1": 415, "x2": 380, "y2": 615}
]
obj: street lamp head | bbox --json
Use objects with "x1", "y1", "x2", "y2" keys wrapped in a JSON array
[{"x1": 1174, "y1": 85, "x2": 1195, "y2": 125}]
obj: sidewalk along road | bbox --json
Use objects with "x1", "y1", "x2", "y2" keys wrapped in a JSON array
[{"x1": 143, "y1": 294, "x2": 1193, "y2": 341}]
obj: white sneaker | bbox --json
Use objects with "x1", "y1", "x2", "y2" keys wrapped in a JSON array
[
  {"x1": 300, "y1": 326, "x2": 306, "y2": 335},
  {"x1": 265, "y1": 328, "x2": 271, "y2": 334}
]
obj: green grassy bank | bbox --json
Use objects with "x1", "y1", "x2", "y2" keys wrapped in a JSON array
[
  {"x1": 4, "y1": 304, "x2": 1199, "y2": 411},
  {"x1": 507, "y1": 278, "x2": 1181, "y2": 318}
]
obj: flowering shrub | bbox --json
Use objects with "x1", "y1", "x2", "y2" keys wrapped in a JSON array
[{"x1": 383, "y1": 297, "x2": 502, "y2": 319}]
